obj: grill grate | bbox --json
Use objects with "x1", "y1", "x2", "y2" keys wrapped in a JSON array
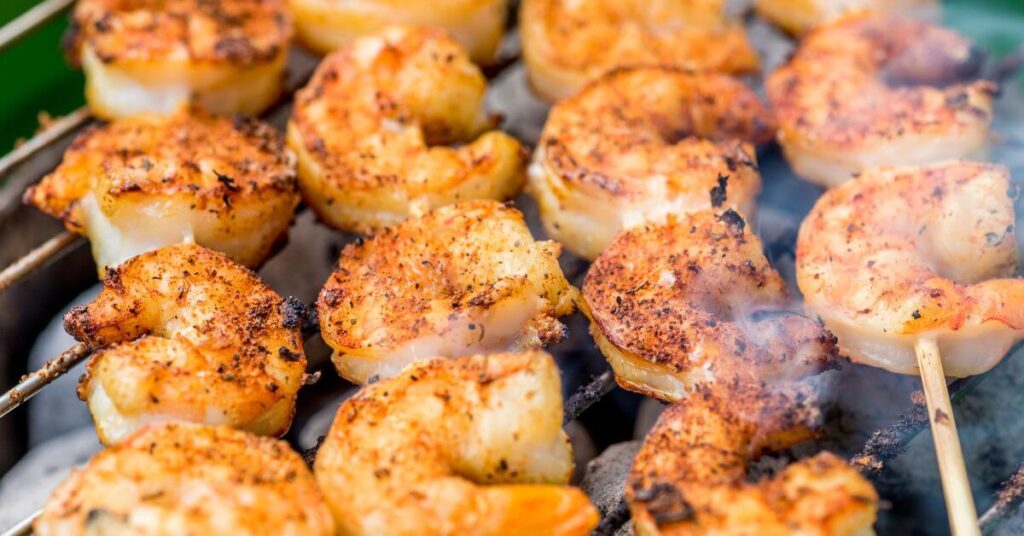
[{"x1": 2, "y1": 3, "x2": 1024, "y2": 535}]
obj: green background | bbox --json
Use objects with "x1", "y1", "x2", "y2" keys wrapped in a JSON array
[{"x1": 0, "y1": 0, "x2": 1022, "y2": 153}]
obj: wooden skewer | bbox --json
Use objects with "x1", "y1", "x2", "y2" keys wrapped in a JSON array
[{"x1": 915, "y1": 337, "x2": 980, "y2": 536}]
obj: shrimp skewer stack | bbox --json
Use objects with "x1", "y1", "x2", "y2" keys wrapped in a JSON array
[
  {"x1": 582, "y1": 208, "x2": 839, "y2": 402},
  {"x1": 287, "y1": 26, "x2": 525, "y2": 235},
  {"x1": 581, "y1": 207, "x2": 877, "y2": 533},
  {"x1": 290, "y1": 0, "x2": 512, "y2": 66},
  {"x1": 24, "y1": 109, "x2": 299, "y2": 275},
  {"x1": 35, "y1": 423, "x2": 335, "y2": 535},
  {"x1": 66, "y1": 243, "x2": 308, "y2": 445},
  {"x1": 768, "y1": 13, "x2": 996, "y2": 188},
  {"x1": 797, "y1": 161, "x2": 1024, "y2": 533},
  {"x1": 314, "y1": 350, "x2": 599, "y2": 535},
  {"x1": 529, "y1": 66, "x2": 774, "y2": 260},
  {"x1": 628, "y1": 382, "x2": 878, "y2": 535},
  {"x1": 755, "y1": 0, "x2": 938, "y2": 35},
  {"x1": 317, "y1": 200, "x2": 576, "y2": 384},
  {"x1": 64, "y1": 0, "x2": 292, "y2": 119},
  {"x1": 519, "y1": 0, "x2": 758, "y2": 102}
]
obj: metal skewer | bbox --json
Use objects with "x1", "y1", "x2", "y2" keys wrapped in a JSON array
[
  {"x1": 0, "y1": 231, "x2": 80, "y2": 293},
  {"x1": 0, "y1": 342, "x2": 89, "y2": 419}
]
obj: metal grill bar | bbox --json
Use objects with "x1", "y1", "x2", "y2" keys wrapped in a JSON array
[
  {"x1": 1, "y1": 5, "x2": 1023, "y2": 535},
  {"x1": 563, "y1": 370, "x2": 616, "y2": 425},
  {"x1": 0, "y1": 231, "x2": 79, "y2": 293},
  {"x1": 980, "y1": 462, "x2": 1024, "y2": 533},
  {"x1": 0, "y1": 510, "x2": 38, "y2": 536},
  {"x1": 0, "y1": 107, "x2": 90, "y2": 181},
  {"x1": 0, "y1": 0, "x2": 74, "y2": 54},
  {"x1": 851, "y1": 376, "x2": 978, "y2": 473}
]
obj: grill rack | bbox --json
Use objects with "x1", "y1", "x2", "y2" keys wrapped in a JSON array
[{"x1": 1, "y1": 2, "x2": 1023, "y2": 534}]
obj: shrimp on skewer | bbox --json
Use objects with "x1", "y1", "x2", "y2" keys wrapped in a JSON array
[
  {"x1": 64, "y1": 0, "x2": 291, "y2": 119},
  {"x1": 317, "y1": 200, "x2": 576, "y2": 384},
  {"x1": 24, "y1": 109, "x2": 298, "y2": 275},
  {"x1": 582, "y1": 208, "x2": 839, "y2": 402},
  {"x1": 287, "y1": 26, "x2": 525, "y2": 234},
  {"x1": 66, "y1": 244, "x2": 307, "y2": 445},
  {"x1": 767, "y1": 13, "x2": 996, "y2": 188},
  {"x1": 755, "y1": 0, "x2": 938, "y2": 35},
  {"x1": 290, "y1": 0, "x2": 511, "y2": 66},
  {"x1": 35, "y1": 423, "x2": 335, "y2": 536},
  {"x1": 314, "y1": 350, "x2": 599, "y2": 535},
  {"x1": 628, "y1": 381, "x2": 879, "y2": 535},
  {"x1": 529, "y1": 66, "x2": 774, "y2": 260},
  {"x1": 519, "y1": 0, "x2": 759, "y2": 103},
  {"x1": 796, "y1": 160, "x2": 1024, "y2": 377}
]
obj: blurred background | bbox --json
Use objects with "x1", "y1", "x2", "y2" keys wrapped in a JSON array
[{"x1": 0, "y1": 0, "x2": 1022, "y2": 154}]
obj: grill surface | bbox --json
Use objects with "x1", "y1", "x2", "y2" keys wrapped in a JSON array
[{"x1": 2, "y1": 2, "x2": 1024, "y2": 535}]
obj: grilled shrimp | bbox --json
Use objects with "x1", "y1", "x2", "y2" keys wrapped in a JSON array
[
  {"x1": 317, "y1": 200, "x2": 576, "y2": 384},
  {"x1": 519, "y1": 0, "x2": 759, "y2": 103},
  {"x1": 529, "y1": 66, "x2": 774, "y2": 260},
  {"x1": 287, "y1": 26, "x2": 525, "y2": 234},
  {"x1": 64, "y1": 0, "x2": 291, "y2": 119},
  {"x1": 65, "y1": 244, "x2": 307, "y2": 445},
  {"x1": 35, "y1": 423, "x2": 335, "y2": 536},
  {"x1": 24, "y1": 109, "x2": 298, "y2": 274},
  {"x1": 582, "y1": 209, "x2": 839, "y2": 402},
  {"x1": 755, "y1": 0, "x2": 938, "y2": 35},
  {"x1": 628, "y1": 382, "x2": 878, "y2": 535},
  {"x1": 797, "y1": 161, "x2": 1024, "y2": 377},
  {"x1": 290, "y1": 0, "x2": 511, "y2": 65},
  {"x1": 314, "y1": 350, "x2": 599, "y2": 535},
  {"x1": 767, "y1": 13, "x2": 996, "y2": 188}
]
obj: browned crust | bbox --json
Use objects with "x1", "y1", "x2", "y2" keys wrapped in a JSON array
[
  {"x1": 767, "y1": 13, "x2": 996, "y2": 150},
  {"x1": 317, "y1": 200, "x2": 573, "y2": 353},
  {"x1": 539, "y1": 66, "x2": 772, "y2": 199},
  {"x1": 24, "y1": 109, "x2": 296, "y2": 232},
  {"x1": 796, "y1": 160, "x2": 1024, "y2": 334},
  {"x1": 520, "y1": 0, "x2": 760, "y2": 76},
  {"x1": 64, "y1": 0, "x2": 292, "y2": 66},
  {"x1": 35, "y1": 423, "x2": 334, "y2": 534},
  {"x1": 583, "y1": 209, "x2": 839, "y2": 389},
  {"x1": 64, "y1": 243, "x2": 305, "y2": 428},
  {"x1": 289, "y1": 26, "x2": 514, "y2": 193},
  {"x1": 627, "y1": 381, "x2": 877, "y2": 534}
]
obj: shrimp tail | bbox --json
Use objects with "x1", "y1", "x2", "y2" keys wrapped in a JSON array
[{"x1": 480, "y1": 485, "x2": 599, "y2": 536}]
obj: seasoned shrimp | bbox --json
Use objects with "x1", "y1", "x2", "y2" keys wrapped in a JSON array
[
  {"x1": 314, "y1": 350, "x2": 599, "y2": 535},
  {"x1": 519, "y1": 0, "x2": 759, "y2": 103},
  {"x1": 287, "y1": 26, "x2": 525, "y2": 234},
  {"x1": 583, "y1": 209, "x2": 839, "y2": 402},
  {"x1": 66, "y1": 244, "x2": 307, "y2": 445},
  {"x1": 317, "y1": 200, "x2": 576, "y2": 384},
  {"x1": 24, "y1": 109, "x2": 298, "y2": 274},
  {"x1": 35, "y1": 423, "x2": 335, "y2": 536},
  {"x1": 628, "y1": 382, "x2": 878, "y2": 535},
  {"x1": 64, "y1": 0, "x2": 291, "y2": 119},
  {"x1": 529, "y1": 66, "x2": 774, "y2": 260},
  {"x1": 755, "y1": 0, "x2": 937, "y2": 35},
  {"x1": 797, "y1": 160, "x2": 1024, "y2": 377},
  {"x1": 290, "y1": 0, "x2": 511, "y2": 65},
  {"x1": 767, "y1": 13, "x2": 996, "y2": 188}
]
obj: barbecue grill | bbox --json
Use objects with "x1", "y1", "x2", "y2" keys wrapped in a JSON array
[{"x1": 2, "y1": 1, "x2": 1024, "y2": 534}]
